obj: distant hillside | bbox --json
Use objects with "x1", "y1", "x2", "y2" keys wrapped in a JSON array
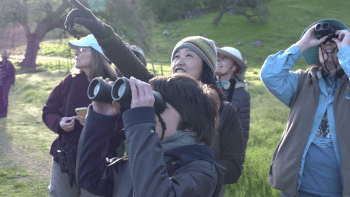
[
  {"x1": 4, "y1": 0, "x2": 350, "y2": 68},
  {"x1": 147, "y1": 0, "x2": 350, "y2": 68}
]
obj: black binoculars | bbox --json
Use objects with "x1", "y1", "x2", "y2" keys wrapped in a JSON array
[
  {"x1": 57, "y1": 149, "x2": 75, "y2": 175},
  {"x1": 315, "y1": 22, "x2": 338, "y2": 43},
  {"x1": 87, "y1": 77, "x2": 166, "y2": 114}
]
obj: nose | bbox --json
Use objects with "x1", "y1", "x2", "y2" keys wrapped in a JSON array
[
  {"x1": 175, "y1": 56, "x2": 185, "y2": 66},
  {"x1": 324, "y1": 40, "x2": 333, "y2": 46}
]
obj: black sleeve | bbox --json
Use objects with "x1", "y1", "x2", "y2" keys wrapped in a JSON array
[
  {"x1": 235, "y1": 91, "x2": 250, "y2": 165},
  {"x1": 94, "y1": 24, "x2": 155, "y2": 83},
  {"x1": 77, "y1": 105, "x2": 121, "y2": 196},
  {"x1": 216, "y1": 103, "x2": 243, "y2": 184}
]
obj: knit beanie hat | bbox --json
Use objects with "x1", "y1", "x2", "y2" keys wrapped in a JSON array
[{"x1": 171, "y1": 36, "x2": 217, "y2": 75}]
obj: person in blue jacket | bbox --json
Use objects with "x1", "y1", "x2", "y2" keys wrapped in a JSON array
[
  {"x1": 260, "y1": 19, "x2": 350, "y2": 196},
  {"x1": 77, "y1": 74, "x2": 226, "y2": 197}
]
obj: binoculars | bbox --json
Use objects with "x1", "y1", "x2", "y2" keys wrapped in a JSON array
[
  {"x1": 87, "y1": 77, "x2": 166, "y2": 114},
  {"x1": 57, "y1": 149, "x2": 75, "y2": 175},
  {"x1": 315, "y1": 22, "x2": 338, "y2": 43}
]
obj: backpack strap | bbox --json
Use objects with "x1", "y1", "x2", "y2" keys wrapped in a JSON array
[{"x1": 226, "y1": 78, "x2": 236, "y2": 103}]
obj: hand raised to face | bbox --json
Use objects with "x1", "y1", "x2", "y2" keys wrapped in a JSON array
[
  {"x1": 296, "y1": 25, "x2": 329, "y2": 53},
  {"x1": 91, "y1": 77, "x2": 121, "y2": 116},
  {"x1": 129, "y1": 76, "x2": 155, "y2": 108},
  {"x1": 332, "y1": 30, "x2": 350, "y2": 51}
]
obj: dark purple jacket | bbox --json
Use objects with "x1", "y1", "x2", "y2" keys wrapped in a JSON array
[
  {"x1": 42, "y1": 72, "x2": 122, "y2": 162},
  {"x1": 0, "y1": 60, "x2": 15, "y2": 86},
  {"x1": 77, "y1": 105, "x2": 226, "y2": 197}
]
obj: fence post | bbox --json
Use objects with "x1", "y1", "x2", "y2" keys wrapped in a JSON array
[
  {"x1": 152, "y1": 62, "x2": 156, "y2": 76},
  {"x1": 161, "y1": 65, "x2": 163, "y2": 76}
]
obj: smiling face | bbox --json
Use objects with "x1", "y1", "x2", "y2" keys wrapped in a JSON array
[
  {"x1": 215, "y1": 53, "x2": 236, "y2": 78},
  {"x1": 171, "y1": 48, "x2": 203, "y2": 81},
  {"x1": 74, "y1": 47, "x2": 92, "y2": 71}
]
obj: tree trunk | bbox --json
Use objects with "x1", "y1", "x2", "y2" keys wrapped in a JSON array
[
  {"x1": 19, "y1": 33, "x2": 41, "y2": 69},
  {"x1": 213, "y1": 0, "x2": 227, "y2": 25}
]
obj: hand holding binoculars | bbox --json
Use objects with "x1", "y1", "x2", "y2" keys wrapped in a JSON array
[
  {"x1": 315, "y1": 22, "x2": 339, "y2": 43},
  {"x1": 87, "y1": 77, "x2": 166, "y2": 114}
]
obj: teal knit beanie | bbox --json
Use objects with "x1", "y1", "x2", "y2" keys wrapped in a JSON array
[{"x1": 171, "y1": 36, "x2": 217, "y2": 75}]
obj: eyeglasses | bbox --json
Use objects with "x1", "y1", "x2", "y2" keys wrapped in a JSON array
[{"x1": 78, "y1": 47, "x2": 91, "y2": 52}]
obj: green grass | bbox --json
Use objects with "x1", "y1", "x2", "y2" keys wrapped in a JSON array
[{"x1": 1, "y1": 0, "x2": 350, "y2": 196}]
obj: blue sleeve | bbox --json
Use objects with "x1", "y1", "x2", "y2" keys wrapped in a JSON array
[
  {"x1": 77, "y1": 105, "x2": 122, "y2": 196},
  {"x1": 338, "y1": 45, "x2": 350, "y2": 78},
  {"x1": 260, "y1": 44, "x2": 302, "y2": 107}
]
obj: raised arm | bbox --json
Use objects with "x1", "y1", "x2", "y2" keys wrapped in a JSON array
[
  {"x1": 260, "y1": 45, "x2": 301, "y2": 107},
  {"x1": 77, "y1": 105, "x2": 122, "y2": 196},
  {"x1": 64, "y1": 0, "x2": 154, "y2": 82},
  {"x1": 261, "y1": 25, "x2": 331, "y2": 107},
  {"x1": 122, "y1": 107, "x2": 218, "y2": 197}
]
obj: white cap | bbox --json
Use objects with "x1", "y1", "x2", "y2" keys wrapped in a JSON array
[{"x1": 68, "y1": 34, "x2": 109, "y2": 61}]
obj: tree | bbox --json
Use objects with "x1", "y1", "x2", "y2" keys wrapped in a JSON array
[
  {"x1": 0, "y1": 0, "x2": 153, "y2": 69},
  {"x1": 0, "y1": 0, "x2": 85, "y2": 69},
  {"x1": 141, "y1": 0, "x2": 200, "y2": 22},
  {"x1": 97, "y1": 0, "x2": 154, "y2": 52},
  {"x1": 212, "y1": 0, "x2": 270, "y2": 25}
]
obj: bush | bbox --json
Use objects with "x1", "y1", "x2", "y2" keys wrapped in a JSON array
[{"x1": 141, "y1": 0, "x2": 200, "y2": 22}]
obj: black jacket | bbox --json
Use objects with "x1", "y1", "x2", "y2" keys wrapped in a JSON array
[
  {"x1": 77, "y1": 105, "x2": 226, "y2": 197},
  {"x1": 222, "y1": 79, "x2": 250, "y2": 165},
  {"x1": 90, "y1": 24, "x2": 243, "y2": 184}
]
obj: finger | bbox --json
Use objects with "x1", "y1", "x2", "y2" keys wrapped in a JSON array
[
  {"x1": 145, "y1": 83, "x2": 155, "y2": 105},
  {"x1": 105, "y1": 78, "x2": 110, "y2": 82},
  {"x1": 317, "y1": 36, "x2": 328, "y2": 45},
  {"x1": 135, "y1": 78, "x2": 146, "y2": 98},
  {"x1": 332, "y1": 38, "x2": 342, "y2": 47},
  {"x1": 66, "y1": 116, "x2": 75, "y2": 120},
  {"x1": 73, "y1": 17, "x2": 95, "y2": 31},
  {"x1": 64, "y1": 9, "x2": 78, "y2": 29},
  {"x1": 66, "y1": 118, "x2": 76, "y2": 126},
  {"x1": 130, "y1": 78, "x2": 139, "y2": 107},
  {"x1": 70, "y1": 0, "x2": 88, "y2": 10}
]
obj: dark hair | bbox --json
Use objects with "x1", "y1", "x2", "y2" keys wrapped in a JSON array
[
  {"x1": 200, "y1": 62, "x2": 225, "y2": 112},
  {"x1": 89, "y1": 48, "x2": 117, "y2": 81},
  {"x1": 311, "y1": 53, "x2": 344, "y2": 78},
  {"x1": 149, "y1": 73, "x2": 220, "y2": 146}
]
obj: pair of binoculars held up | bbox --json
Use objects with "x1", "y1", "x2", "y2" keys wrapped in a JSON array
[
  {"x1": 315, "y1": 22, "x2": 338, "y2": 43},
  {"x1": 87, "y1": 77, "x2": 166, "y2": 113}
]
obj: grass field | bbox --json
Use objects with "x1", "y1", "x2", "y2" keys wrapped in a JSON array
[{"x1": 1, "y1": 0, "x2": 350, "y2": 196}]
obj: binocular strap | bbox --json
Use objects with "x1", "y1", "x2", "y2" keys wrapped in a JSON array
[
  {"x1": 156, "y1": 113, "x2": 166, "y2": 140},
  {"x1": 320, "y1": 46, "x2": 340, "y2": 75}
]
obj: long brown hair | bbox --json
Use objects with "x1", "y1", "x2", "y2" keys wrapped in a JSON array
[{"x1": 71, "y1": 48, "x2": 117, "y2": 81}]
